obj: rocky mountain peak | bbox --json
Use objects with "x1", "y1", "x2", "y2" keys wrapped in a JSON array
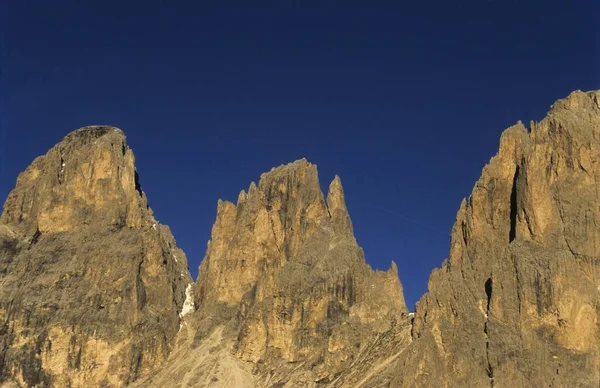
[
  {"x1": 166, "y1": 158, "x2": 410, "y2": 385},
  {"x1": 0, "y1": 126, "x2": 191, "y2": 387},
  {"x1": 259, "y1": 158, "x2": 315, "y2": 184},
  {"x1": 326, "y1": 175, "x2": 345, "y2": 210},
  {"x1": 4, "y1": 90, "x2": 600, "y2": 387},
  {"x1": 550, "y1": 89, "x2": 600, "y2": 113},
  {"x1": 395, "y1": 89, "x2": 600, "y2": 387},
  {"x1": 1, "y1": 125, "x2": 148, "y2": 236},
  {"x1": 327, "y1": 175, "x2": 354, "y2": 239}
]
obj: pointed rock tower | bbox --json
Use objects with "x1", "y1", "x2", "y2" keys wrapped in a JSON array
[
  {"x1": 0, "y1": 126, "x2": 192, "y2": 386},
  {"x1": 199, "y1": 159, "x2": 407, "y2": 381},
  {"x1": 143, "y1": 158, "x2": 409, "y2": 386}
]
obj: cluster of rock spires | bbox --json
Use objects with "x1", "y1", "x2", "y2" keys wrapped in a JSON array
[{"x1": 0, "y1": 90, "x2": 599, "y2": 387}]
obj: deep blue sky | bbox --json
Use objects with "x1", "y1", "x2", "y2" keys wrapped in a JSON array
[{"x1": 1, "y1": 1, "x2": 598, "y2": 309}]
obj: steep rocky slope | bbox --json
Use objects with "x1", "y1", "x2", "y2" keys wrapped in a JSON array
[
  {"x1": 140, "y1": 159, "x2": 411, "y2": 387},
  {"x1": 2, "y1": 89, "x2": 600, "y2": 388},
  {"x1": 392, "y1": 90, "x2": 600, "y2": 387},
  {"x1": 147, "y1": 90, "x2": 600, "y2": 388},
  {"x1": 0, "y1": 127, "x2": 192, "y2": 386}
]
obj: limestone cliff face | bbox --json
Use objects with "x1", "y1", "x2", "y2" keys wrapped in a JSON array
[
  {"x1": 0, "y1": 126, "x2": 192, "y2": 386},
  {"x1": 192, "y1": 159, "x2": 408, "y2": 384},
  {"x1": 136, "y1": 159, "x2": 409, "y2": 387},
  {"x1": 3, "y1": 90, "x2": 600, "y2": 388},
  {"x1": 141, "y1": 91, "x2": 600, "y2": 387},
  {"x1": 392, "y1": 90, "x2": 600, "y2": 387}
]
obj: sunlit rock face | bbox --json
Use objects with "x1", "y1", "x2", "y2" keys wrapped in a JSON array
[
  {"x1": 0, "y1": 126, "x2": 192, "y2": 387},
  {"x1": 186, "y1": 158, "x2": 409, "y2": 384},
  {"x1": 392, "y1": 90, "x2": 600, "y2": 388},
  {"x1": 3, "y1": 89, "x2": 600, "y2": 388}
]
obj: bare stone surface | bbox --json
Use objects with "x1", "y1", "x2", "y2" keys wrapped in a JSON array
[
  {"x1": 3, "y1": 90, "x2": 600, "y2": 387},
  {"x1": 0, "y1": 126, "x2": 192, "y2": 386},
  {"x1": 391, "y1": 90, "x2": 600, "y2": 387},
  {"x1": 186, "y1": 159, "x2": 410, "y2": 385}
]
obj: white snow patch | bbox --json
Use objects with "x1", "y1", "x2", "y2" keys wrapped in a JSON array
[
  {"x1": 173, "y1": 254, "x2": 179, "y2": 263},
  {"x1": 179, "y1": 284, "x2": 194, "y2": 319},
  {"x1": 408, "y1": 312, "x2": 415, "y2": 318},
  {"x1": 152, "y1": 223, "x2": 157, "y2": 230}
]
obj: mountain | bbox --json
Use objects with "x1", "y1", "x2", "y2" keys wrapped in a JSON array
[
  {"x1": 1, "y1": 90, "x2": 600, "y2": 387},
  {"x1": 392, "y1": 90, "x2": 600, "y2": 387},
  {"x1": 0, "y1": 127, "x2": 192, "y2": 386},
  {"x1": 138, "y1": 158, "x2": 410, "y2": 387}
]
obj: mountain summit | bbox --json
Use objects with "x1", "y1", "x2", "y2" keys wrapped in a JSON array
[
  {"x1": 0, "y1": 126, "x2": 192, "y2": 386},
  {"x1": 394, "y1": 90, "x2": 600, "y2": 387},
  {"x1": 139, "y1": 158, "x2": 410, "y2": 386},
  {"x1": 2, "y1": 90, "x2": 600, "y2": 387}
]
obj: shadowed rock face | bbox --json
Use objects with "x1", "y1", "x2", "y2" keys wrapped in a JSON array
[{"x1": 0, "y1": 126, "x2": 192, "y2": 387}]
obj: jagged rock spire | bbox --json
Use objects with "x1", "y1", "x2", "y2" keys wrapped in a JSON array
[
  {"x1": 190, "y1": 158, "x2": 408, "y2": 383},
  {"x1": 4, "y1": 89, "x2": 599, "y2": 388},
  {"x1": 327, "y1": 175, "x2": 354, "y2": 239}
]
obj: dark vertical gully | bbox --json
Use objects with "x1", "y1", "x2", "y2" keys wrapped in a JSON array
[
  {"x1": 509, "y1": 166, "x2": 520, "y2": 243},
  {"x1": 134, "y1": 170, "x2": 143, "y2": 197},
  {"x1": 484, "y1": 277, "x2": 494, "y2": 387}
]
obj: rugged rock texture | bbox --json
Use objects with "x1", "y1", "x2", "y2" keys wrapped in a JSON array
[
  {"x1": 0, "y1": 126, "x2": 192, "y2": 387},
  {"x1": 3, "y1": 90, "x2": 600, "y2": 387},
  {"x1": 155, "y1": 90, "x2": 600, "y2": 387},
  {"x1": 392, "y1": 90, "x2": 600, "y2": 387},
  {"x1": 139, "y1": 159, "x2": 411, "y2": 387}
]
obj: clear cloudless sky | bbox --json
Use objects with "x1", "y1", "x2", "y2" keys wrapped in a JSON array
[{"x1": 1, "y1": 1, "x2": 599, "y2": 309}]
